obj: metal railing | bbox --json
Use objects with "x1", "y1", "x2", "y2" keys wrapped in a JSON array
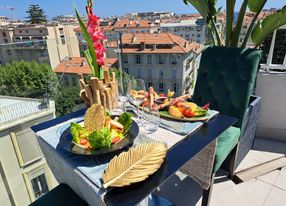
[{"x1": 0, "y1": 99, "x2": 48, "y2": 124}]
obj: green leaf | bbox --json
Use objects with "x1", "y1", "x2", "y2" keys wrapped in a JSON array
[
  {"x1": 248, "y1": 0, "x2": 267, "y2": 12},
  {"x1": 74, "y1": 5, "x2": 99, "y2": 77},
  {"x1": 251, "y1": 6, "x2": 286, "y2": 46},
  {"x1": 225, "y1": 0, "x2": 236, "y2": 46},
  {"x1": 230, "y1": 0, "x2": 248, "y2": 46},
  {"x1": 183, "y1": 0, "x2": 209, "y2": 19},
  {"x1": 241, "y1": 0, "x2": 267, "y2": 47}
]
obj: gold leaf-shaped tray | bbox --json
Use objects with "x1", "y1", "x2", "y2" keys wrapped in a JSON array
[{"x1": 102, "y1": 142, "x2": 167, "y2": 188}]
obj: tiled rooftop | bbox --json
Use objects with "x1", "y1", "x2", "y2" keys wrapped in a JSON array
[
  {"x1": 53, "y1": 57, "x2": 118, "y2": 75},
  {"x1": 121, "y1": 33, "x2": 204, "y2": 54}
]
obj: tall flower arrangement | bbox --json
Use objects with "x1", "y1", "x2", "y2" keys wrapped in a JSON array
[{"x1": 75, "y1": 0, "x2": 106, "y2": 78}]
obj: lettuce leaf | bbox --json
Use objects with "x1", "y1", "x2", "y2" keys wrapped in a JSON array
[
  {"x1": 70, "y1": 122, "x2": 89, "y2": 144},
  {"x1": 117, "y1": 112, "x2": 132, "y2": 134},
  {"x1": 88, "y1": 127, "x2": 112, "y2": 149}
]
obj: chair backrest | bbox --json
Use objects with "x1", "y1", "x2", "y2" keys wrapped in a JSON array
[{"x1": 192, "y1": 46, "x2": 262, "y2": 128}]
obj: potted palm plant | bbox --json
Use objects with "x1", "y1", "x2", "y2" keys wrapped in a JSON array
[{"x1": 183, "y1": 0, "x2": 286, "y2": 178}]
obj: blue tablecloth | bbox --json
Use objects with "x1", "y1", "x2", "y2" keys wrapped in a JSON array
[{"x1": 33, "y1": 109, "x2": 218, "y2": 205}]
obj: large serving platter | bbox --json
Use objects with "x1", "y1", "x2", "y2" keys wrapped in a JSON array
[{"x1": 58, "y1": 118, "x2": 139, "y2": 155}]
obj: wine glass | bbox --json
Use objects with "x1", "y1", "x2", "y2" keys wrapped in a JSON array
[
  {"x1": 127, "y1": 79, "x2": 146, "y2": 125},
  {"x1": 142, "y1": 104, "x2": 161, "y2": 132},
  {"x1": 117, "y1": 71, "x2": 129, "y2": 112}
]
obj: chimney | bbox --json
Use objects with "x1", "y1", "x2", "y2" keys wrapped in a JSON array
[
  {"x1": 140, "y1": 42, "x2": 145, "y2": 50},
  {"x1": 131, "y1": 34, "x2": 137, "y2": 43},
  {"x1": 152, "y1": 44, "x2": 157, "y2": 50},
  {"x1": 80, "y1": 60, "x2": 86, "y2": 67},
  {"x1": 184, "y1": 42, "x2": 188, "y2": 48}
]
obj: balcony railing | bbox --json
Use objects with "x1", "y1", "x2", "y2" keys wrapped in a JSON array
[{"x1": 0, "y1": 99, "x2": 48, "y2": 125}]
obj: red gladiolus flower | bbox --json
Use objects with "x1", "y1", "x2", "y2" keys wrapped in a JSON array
[{"x1": 86, "y1": 3, "x2": 106, "y2": 66}]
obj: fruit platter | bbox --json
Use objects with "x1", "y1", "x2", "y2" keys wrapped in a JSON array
[
  {"x1": 59, "y1": 104, "x2": 139, "y2": 155},
  {"x1": 130, "y1": 87, "x2": 211, "y2": 122}
]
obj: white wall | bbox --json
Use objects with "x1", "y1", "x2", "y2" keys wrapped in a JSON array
[{"x1": 255, "y1": 71, "x2": 286, "y2": 142}]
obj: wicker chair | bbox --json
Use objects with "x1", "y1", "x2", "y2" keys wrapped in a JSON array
[{"x1": 180, "y1": 46, "x2": 262, "y2": 206}]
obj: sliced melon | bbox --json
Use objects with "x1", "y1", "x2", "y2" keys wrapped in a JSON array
[{"x1": 168, "y1": 106, "x2": 184, "y2": 118}]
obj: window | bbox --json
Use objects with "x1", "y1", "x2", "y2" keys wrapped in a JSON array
[
  {"x1": 19, "y1": 30, "x2": 22, "y2": 33},
  {"x1": 4, "y1": 39, "x2": 8, "y2": 43},
  {"x1": 59, "y1": 28, "x2": 64, "y2": 35},
  {"x1": 64, "y1": 76, "x2": 69, "y2": 86},
  {"x1": 2, "y1": 31, "x2": 6, "y2": 37},
  {"x1": 31, "y1": 173, "x2": 49, "y2": 199},
  {"x1": 39, "y1": 30, "x2": 43, "y2": 33},
  {"x1": 148, "y1": 82, "x2": 153, "y2": 88},
  {"x1": 123, "y1": 54, "x2": 128, "y2": 63},
  {"x1": 185, "y1": 34, "x2": 190, "y2": 40},
  {"x1": 72, "y1": 77, "x2": 77, "y2": 86},
  {"x1": 147, "y1": 54, "x2": 152, "y2": 64},
  {"x1": 148, "y1": 68, "x2": 152, "y2": 79},
  {"x1": 158, "y1": 55, "x2": 164, "y2": 64},
  {"x1": 196, "y1": 34, "x2": 201, "y2": 38},
  {"x1": 7, "y1": 49, "x2": 11, "y2": 55},
  {"x1": 172, "y1": 69, "x2": 177, "y2": 79},
  {"x1": 136, "y1": 68, "x2": 141, "y2": 78},
  {"x1": 60, "y1": 35, "x2": 65, "y2": 44},
  {"x1": 10, "y1": 129, "x2": 42, "y2": 167},
  {"x1": 135, "y1": 54, "x2": 141, "y2": 64},
  {"x1": 170, "y1": 55, "x2": 177, "y2": 65},
  {"x1": 124, "y1": 67, "x2": 129, "y2": 74},
  {"x1": 159, "y1": 69, "x2": 164, "y2": 78},
  {"x1": 25, "y1": 30, "x2": 29, "y2": 33},
  {"x1": 173, "y1": 83, "x2": 178, "y2": 92},
  {"x1": 158, "y1": 82, "x2": 164, "y2": 92}
]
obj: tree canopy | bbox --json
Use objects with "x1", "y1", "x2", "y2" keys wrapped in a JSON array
[
  {"x1": 0, "y1": 61, "x2": 57, "y2": 98},
  {"x1": 26, "y1": 4, "x2": 47, "y2": 24}
]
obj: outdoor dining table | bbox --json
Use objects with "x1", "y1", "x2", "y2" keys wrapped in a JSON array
[{"x1": 31, "y1": 108, "x2": 237, "y2": 206}]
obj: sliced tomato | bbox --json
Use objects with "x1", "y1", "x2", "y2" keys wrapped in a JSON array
[
  {"x1": 80, "y1": 138, "x2": 88, "y2": 145},
  {"x1": 201, "y1": 103, "x2": 210, "y2": 110},
  {"x1": 112, "y1": 136, "x2": 121, "y2": 144},
  {"x1": 182, "y1": 109, "x2": 195, "y2": 118}
]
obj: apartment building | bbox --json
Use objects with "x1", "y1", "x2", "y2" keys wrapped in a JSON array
[
  {"x1": 0, "y1": 23, "x2": 80, "y2": 68},
  {"x1": 160, "y1": 18, "x2": 223, "y2": 44},
  {"x1": 120, "y1": 33, "x2": 203, "y2": 95},
  {"x1": 0, "y1": 96, "x2": 57, "y2": 206}
]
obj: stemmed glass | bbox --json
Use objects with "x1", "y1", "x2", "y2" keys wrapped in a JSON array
[
  {"x1": 117, "y1": 72, "x2": 129, "y2": 112},
  {"x1": 127, "y1": 79, "x2": 146, "y2": 125}
]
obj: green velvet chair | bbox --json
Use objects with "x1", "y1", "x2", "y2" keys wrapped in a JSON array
[
  {"x1": 29, "y1": 184, "x2": 88, "y2": 206},
  {"x1": 191, "y1": 46, "x2": 262, "y2": 205}
]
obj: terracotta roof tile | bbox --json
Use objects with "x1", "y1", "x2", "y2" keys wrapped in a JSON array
[
  {"x1": 54, "y1": 57, "x2": 118, "y2": 74},
  {"x1": 121, "y1": 33, "x2": 203, "y2": 54}
]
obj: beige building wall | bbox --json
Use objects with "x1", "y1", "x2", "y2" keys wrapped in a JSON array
[
  {"x1": 46, "y1": 25, "x2": 80, "y2": 68},
  {"x1": 0, "y1": 104, "x2": 57, "y2": 206}
]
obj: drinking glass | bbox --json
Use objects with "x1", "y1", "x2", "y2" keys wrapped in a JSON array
[
  {"x1": 117, "y1": 71, "x2": 129, "y2": 112},
  {"x1": 127, "y1": 79, "x2": 146, "y2": 125},
  {"x1": 142, "y1": 105, "x2": 161, "y2": 132}
]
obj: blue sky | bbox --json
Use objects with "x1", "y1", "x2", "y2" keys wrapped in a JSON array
[{"x1": 0, "y1": 0, "x2": 285, "y2": 20}]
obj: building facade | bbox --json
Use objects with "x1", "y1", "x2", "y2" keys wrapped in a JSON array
[
  {"x1": 0, "y1": 23, "x2": 80, "y2": 68},
  {"x1": 0, "y1": 96, "x2": 57, "y2": 206},
  {"x1": 120, "y1": 33, "x2": 203, "y2": 95}
]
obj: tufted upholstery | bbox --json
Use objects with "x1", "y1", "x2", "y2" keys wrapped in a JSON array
[{"x1": 193, "y1": 46, "x2": 262, "y2": 128}]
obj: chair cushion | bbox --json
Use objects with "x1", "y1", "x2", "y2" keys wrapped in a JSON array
[
  {"x1": 214, "y1": 126, "x2": 241, "y2": 172},
  {"x1": 192, "y1": 46, "x2": 262, "y2": 128},
  {"x1": 29, "y1": 184, "x2": 88, "y2": 206}
]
